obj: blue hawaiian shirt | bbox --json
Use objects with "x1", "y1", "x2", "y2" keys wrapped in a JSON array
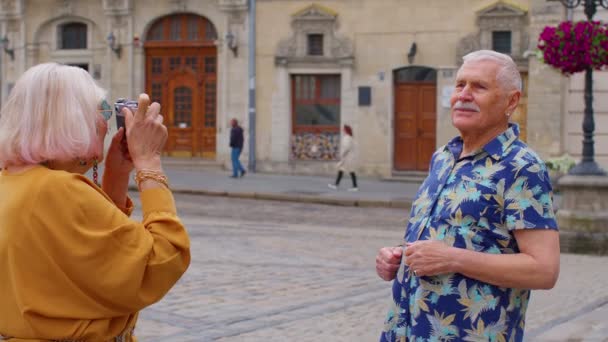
[{"x1": 380, "y1": 124, "x2": 558, "y2": 342}]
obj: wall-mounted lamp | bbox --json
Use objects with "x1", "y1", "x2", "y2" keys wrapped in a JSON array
[
  {"x1": 0, "y1": 35, "x2": 14, "y2": 61},
  {"x1": 407, "y1": 42, "x2": 417, "y2": 65},
  {"x1": 225, "y1": 31, "x2": 238, "y2": 57},
  {"x1": 106, "y1": 32, "x2": 122, "y2": 58},
  {"x1": 133, "y1": 35, "x2": 141, "y2": 48}
]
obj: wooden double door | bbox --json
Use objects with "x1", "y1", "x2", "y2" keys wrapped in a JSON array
[
  {"x1": 394, "y1": 83, "x2": 437, "y2": 171},
  {"x1": 145, "y1": 47, "x2": 217, "y2": 158}
]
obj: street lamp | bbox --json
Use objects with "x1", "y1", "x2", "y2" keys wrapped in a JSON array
[
  {"x1": 225, "y1": 31, "x2": 238, "y2": 57},
  {"x1": 549, "y1": 0, "x2": 608, "y2": 175},
  {"x1": 106, "y1": 32, "x2": 122, "y2": 59}
]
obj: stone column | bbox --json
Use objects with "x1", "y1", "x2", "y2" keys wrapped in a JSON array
[
  {"x1": 436, "y1": 67, "x2": 459, "y2": 148},
  {"x1": 270, "y1": 64, "x2": 291, "y2": 163},
  {"x1": 219, "y1": 0, "x2": 249, "y2": 166},
  {"x1": 526, "y1": 1, "x2": 565, "y2": 158},
  {"x1": 0, "y1": 0, "x2": 24, "y2": 104}
]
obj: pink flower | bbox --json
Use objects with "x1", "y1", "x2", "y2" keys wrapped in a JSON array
[{"x1": 538, "y1": 21, "x2": 608, "y2": 75}]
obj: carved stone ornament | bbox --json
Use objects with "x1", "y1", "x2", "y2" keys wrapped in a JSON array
[
  {"x1": 275, "y1": 4, "x2": 354, "y2": 67},
  {"x1": 219, "y1": 0, "x2": 248, "y2": 12},
  {"x1": 456, "y1": 1, "x2": 528, "y2": 66},
  {"x1": 170, "y1": 0, "x2": 187, "y2": 12},
  {"x1": 102, "y1": 0, "x2": 132, "y2": 16},
  {"x1": 477, "y1": 1, "x2": 527, "y2": 31},
  {"x1": 0, "y1": 0, "x2": 23, "y2": 20},
  {"x1": 55, "y1": 0, "x2": 73, "y2": 16},
  {"x1": 456, "y1": 32, "x2": 481, "y2": 65}
]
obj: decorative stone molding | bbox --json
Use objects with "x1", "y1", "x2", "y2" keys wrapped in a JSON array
[
  {"x1": 219, "y1": 0, "x2": 248, "y2": 12},
  {"x1": 55, "y1": 0, "x2": 73, "y2": 16},
  {"x1": 219, "y1": 0, "x2": 248, "y2": 26},
  {"x1": 455, "y1": 32, "x2": 481, "y2": 64},
  {"x1": 275, "y1": 4, "x2": 354, "y2": 67},
  {"x1": 102, "y1": 0, "x2": 132, "y2": 16},
  {"x1": 169, "y1": 0, "x2": 187, "y2": 12},
  {"x1": 0, "y1": 0, "x2": 23, "y2": 20},
  {"x1": 456, "y1": 1, "x2": 528, "y2": 69}
]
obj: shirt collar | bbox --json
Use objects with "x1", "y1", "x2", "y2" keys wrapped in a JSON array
[{"x1": 444, "y1": 123, "x2": 520, "y2": 161}]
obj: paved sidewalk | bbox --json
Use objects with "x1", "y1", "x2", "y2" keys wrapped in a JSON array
[{"x1": 120, "y1": 166, "x2": 422, "y2": 208}]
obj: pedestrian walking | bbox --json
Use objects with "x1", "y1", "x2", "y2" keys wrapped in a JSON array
[
  {"x1": 0, "y1": 63, "x2": 190, "y2": 341},
  {"x1": 229, "y1": 118, "x2": 246, "y2": 178},
  {"x1": 376, "y1": 50, "x2": 560, "y2": 341},
  {"x1": 328, "y1": 124, "x2": 358, "y2": 191}
]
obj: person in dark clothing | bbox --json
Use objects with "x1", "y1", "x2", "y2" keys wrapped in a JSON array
[{"x1": 229, "y1": 118, "x2": 246, "y2": 178}]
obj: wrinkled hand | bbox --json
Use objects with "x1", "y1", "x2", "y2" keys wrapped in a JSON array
[
  {"x1": 405, "y1": 240, "x2": 455, "y2": 277},
  {"x1": 104, "y1": 127, "x2": 133, "y2": 176},
  {"x1": 124, "y1": 93, "x2": 167, "y2": 171},
  {"x1": 376, "y1": 246, "x2": 403, "y2": 281}
]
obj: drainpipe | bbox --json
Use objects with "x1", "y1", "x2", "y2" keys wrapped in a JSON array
[{"x1": 248, "y1": 0, "x2": 256, "y2": 172}]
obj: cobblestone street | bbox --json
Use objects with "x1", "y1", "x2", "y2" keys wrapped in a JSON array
[{"x1": 132, "y1": 194, "x2": 608, "y2": 341}]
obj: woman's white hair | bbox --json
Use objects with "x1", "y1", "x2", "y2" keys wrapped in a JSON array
[
  {"x1": 0, "y1": 63, "x2": 107, "y2": 167},
  {"x1": 462, "y1": 50, "x2": 522, "y2": 92}
]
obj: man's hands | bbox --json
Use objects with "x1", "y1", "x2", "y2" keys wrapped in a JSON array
[
  {"x1": 376, "y1": 240, "x2": 456, "y2": 281},
  {"x1": 404, "y1": 240, "x2": 455, "y2": 277},
  {"x1": 376, "y1": 246, "x2": 403, "y2": 281}
]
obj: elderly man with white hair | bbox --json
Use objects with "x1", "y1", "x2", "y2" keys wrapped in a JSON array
[{"x1": 376, "y1": 50, "x2": 560, "y2": 341}]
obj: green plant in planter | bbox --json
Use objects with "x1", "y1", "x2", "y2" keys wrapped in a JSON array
[{"x1": 545, "y1": 154, "x2": 576, "y2": 174}]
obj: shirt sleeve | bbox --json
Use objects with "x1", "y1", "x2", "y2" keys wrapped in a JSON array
[
  {"x1": 503, "y1": 162, "x2": 558, "y2": 231},
  {"x1": 23, "y1": 174, "x2": 191, "y2": 317},
  {"x1": 116, "y1": 196, "x2": 134, "y2": 216}
]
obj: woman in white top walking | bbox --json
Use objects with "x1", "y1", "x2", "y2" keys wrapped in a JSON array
[{"x1": 328, "y1": 124, "x2": 358, "y2": 191}]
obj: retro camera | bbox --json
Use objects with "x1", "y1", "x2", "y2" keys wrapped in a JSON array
[{"x1": 114, "y1": 98, "x2": 138, "y2": 130}]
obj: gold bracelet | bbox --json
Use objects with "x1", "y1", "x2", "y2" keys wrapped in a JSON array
[{"x1": 134, "y1": 169, "x2": 169, "y2": 189}]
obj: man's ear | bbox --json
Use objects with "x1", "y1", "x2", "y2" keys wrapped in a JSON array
[{"x1": 506, "y1": 90, "x2": 521, "y2": 114}]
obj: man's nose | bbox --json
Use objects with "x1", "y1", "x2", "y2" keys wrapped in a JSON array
[{"x1": 458, "y1": 86, "x2": 473, "y2": 101}]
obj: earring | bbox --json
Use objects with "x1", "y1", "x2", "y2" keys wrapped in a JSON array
[
  {"x1": 78, "y1": 159, "x2": 88, "y2": 166},
  {"x1": 93, "y1": 159, "x2": 99, "y2": 186}
]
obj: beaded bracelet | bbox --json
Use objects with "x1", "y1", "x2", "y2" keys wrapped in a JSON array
[{"x1": 134, "y1": 169, "x2": 169, "y2": 189}]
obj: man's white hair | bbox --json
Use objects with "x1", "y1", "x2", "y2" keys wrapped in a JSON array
[{"x1": 462, "y1": 50, "x2": 522, "y2": 92}]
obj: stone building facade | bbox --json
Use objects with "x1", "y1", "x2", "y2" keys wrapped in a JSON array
[{"x1": 0, "y1": 0, "x2": 606, "y2": 177}]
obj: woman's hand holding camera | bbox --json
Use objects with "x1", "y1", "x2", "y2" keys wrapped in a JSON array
[{"x1": 124, "y1": 94, "x2": 167, "y2": 172}]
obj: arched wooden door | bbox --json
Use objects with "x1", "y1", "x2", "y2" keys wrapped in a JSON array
[
  {"x1": 393, "y1": 67, "x2": 437, "y2": 171},
  {"x1": 145, "y1": 14, "x2": 218, "y2": 158}
]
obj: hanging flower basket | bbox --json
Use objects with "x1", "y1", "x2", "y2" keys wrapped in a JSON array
[{"x1": 538, "y1": 20, "x2": 608, "y2": 75}]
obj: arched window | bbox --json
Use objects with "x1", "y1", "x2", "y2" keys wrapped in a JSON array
[
  {"x1": 394, "y1": 67, "x2": 437, "y2": 83},
  {"x1": 146, "y1": 14, "x2": 217, "y2": 43},
  {"x1": 59, "y1": 22, "x2": 87, "y2": 49}
]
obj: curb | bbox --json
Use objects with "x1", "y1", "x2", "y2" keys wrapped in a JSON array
[{"x1": 129, "y1": 185, "x2": 412, "y2": 209}]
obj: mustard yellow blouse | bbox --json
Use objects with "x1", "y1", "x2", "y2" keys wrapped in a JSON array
[{"x1": 0, "y1": 166, "x2": 190, "y2": 341}]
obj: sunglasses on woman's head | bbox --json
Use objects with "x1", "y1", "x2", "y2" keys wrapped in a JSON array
[{"x1": 98, "y1": 99, "x2": 113, "y2": 121}]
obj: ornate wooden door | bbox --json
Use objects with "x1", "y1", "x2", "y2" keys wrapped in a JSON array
[
  {"x1": 394, "y1": 83, "x2": 437, "y2": 171},
  {"x1": 144, "y1": 14, "x2": 217, "y2": 158}
]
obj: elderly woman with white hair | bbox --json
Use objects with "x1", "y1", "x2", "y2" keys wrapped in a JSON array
[{"x1": 0, "y1": 63, "x2": 190, "y2": 341}]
